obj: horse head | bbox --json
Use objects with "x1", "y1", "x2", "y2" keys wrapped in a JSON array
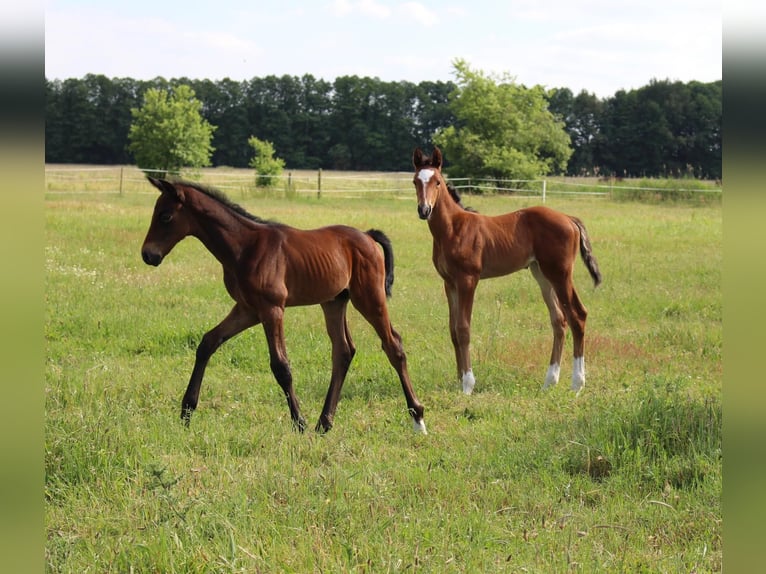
[
  {"x1": 412, "y1": 147, "x2": 445, "y2": 221},
  {"x1": 141, "y1": 177, "x2": 191, "y2": 266}
]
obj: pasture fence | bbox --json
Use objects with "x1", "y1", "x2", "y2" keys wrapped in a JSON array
[{"x1": 44, "y1": 165, "x2": 722, "y2": 203}]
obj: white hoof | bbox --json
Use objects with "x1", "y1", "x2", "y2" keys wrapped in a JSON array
[
  {"x1": 461, "y1": 370, "x2": 476, "y2": 395},
  {"x1": 571, "y1": 356, "x2": 585, "y2": 393},
  {"x1": 413, "y1": 418, "x2": 428, "y2": 434},
  {"x1": 543, "y1": 363, "x2": 561, "y2": 389}
]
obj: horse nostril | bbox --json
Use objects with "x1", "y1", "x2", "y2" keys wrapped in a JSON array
[
  {"x1": 417, "y1": 205, "x2": 431, "y2": 220},
  {"x1": 142, "y1": 250, "x2": 162, "y2": 266}
]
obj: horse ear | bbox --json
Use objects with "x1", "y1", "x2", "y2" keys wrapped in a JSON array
[
  {"x1": 413, "y1": 147, "x2": 425, "y2": 169},
  {"x1": 147, "y1": 176, "x2": 184, "y2": 202},
  {"x1": 432, "y1": 147, "x2": 443, "y2": 169}
]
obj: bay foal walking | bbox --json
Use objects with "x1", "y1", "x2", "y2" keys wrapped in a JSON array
[
  {"x1": 141, "y1": 177, "x2": 426, "y2": 433},
  {"x1": 412, "y1": 147, "x2": 602, "y2": 395}
]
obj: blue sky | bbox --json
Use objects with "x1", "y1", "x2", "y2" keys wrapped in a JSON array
[{"x1": 44, "y1": 0, "x2": 722, "y2": 98}]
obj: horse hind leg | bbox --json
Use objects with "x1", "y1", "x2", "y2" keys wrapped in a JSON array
[
  {"x1": 316, "y1": 297, "x2": 356, "y2": 433},
  {"x1": 564, "y1": 287, "x2": 588, "y2": 393},
  {"x1": 548, "y1": 275, "x2": 588, "y2": 394},
  {"x1": 529, "y1": 262, "x2": 567, "y2": 389},
  {"x1": 350, "y1": 288, "x2": 427, "y2": 434}
]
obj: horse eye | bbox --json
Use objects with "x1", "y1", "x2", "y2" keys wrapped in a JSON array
[{"x1": 159, "y1": 213, "x2": 173, "y2": 223}]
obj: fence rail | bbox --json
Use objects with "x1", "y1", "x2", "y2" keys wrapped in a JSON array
[{"x1": 44, "y1": 166, "x2": 722, "y2": 202}]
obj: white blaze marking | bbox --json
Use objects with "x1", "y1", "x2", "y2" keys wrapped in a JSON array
[
  {"x1": 461, "y1": 370, "x2": 476, "y2": 395},
  {"x1": 571, "y1": 356, "x2": 585, "y2": 392},
  {"x1": 543, "y1": 363, "x2": 560, "y2": 388},
  {"x1": 417, "y1": 169, "x2": 435, "y2": 186}
]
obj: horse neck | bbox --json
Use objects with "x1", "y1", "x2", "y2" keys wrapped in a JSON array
[
  {"x1": 185, "y1": 189, "x2": 253, "y2": 267},
  {"x1": 428, "y1": 176, "x2": 464, "y2": 233}
]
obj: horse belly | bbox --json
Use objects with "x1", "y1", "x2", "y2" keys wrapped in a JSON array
[
  {"x1": 479, "y1": 251, "x2": 533, "y2": 279},
  {"x1": 284, "y1": 255, "x2": 352, "y2": 306}
]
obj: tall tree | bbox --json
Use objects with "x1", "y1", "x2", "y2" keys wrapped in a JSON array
[
  {"x1": 128, "y1": 84, "x2": 216, "y2": 175},
  {"x1": 548, "y1": 87, "x2": 603, "y2": 176},
  {"x1": 192, "y1": 78, "x2": 251, "y2": 168},
  {"x1": 434, "y1": 60, "x2": 572, "y2": 180}
]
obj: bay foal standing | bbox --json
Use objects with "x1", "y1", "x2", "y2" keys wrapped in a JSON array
[
  {"x1": 412, "y1": 147, "x2": 602, "y2": 395},
  {"x1": 141, "y1": 177, "x2": 426, "y2": 433}
]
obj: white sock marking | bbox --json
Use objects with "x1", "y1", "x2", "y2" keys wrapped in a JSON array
[
  {"x1": 571, "y1": 356, "x2": 585, "y2": 392},
  {"x1": 413, "y1": 418, "x2": 428, "y2": 434},
  {"x1": 461, "y1": 370, "x2": 476, "y2": 395},
  {"x1": 543, "y1": 363, "x2": 561, "y2": 388}
]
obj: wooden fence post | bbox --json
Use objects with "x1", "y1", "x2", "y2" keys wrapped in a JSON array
[{"x1": 317, "y1": 168, "x2": 322, "y2": 199}]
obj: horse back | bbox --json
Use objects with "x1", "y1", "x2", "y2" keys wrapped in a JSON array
[
  {"x1": 468, "y1": 207, "x2": 578, "y2": 279},
  {"x1": 244, "y1": 225, "x2": 384, "y2": 307}
]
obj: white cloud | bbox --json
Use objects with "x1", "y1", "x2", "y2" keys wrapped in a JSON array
[
  {"x1": 330, "y1": 0, "x2": 353, "y2": 16},
  {"x1": 359, "y1": 0, "x2": 391, "y2": 18},
  {"x1": 330, "y1": 0, "x2": 391, "y2": 19},
  {"x1": 400, "y1": 2, "x2": 436, "y2": 27}
]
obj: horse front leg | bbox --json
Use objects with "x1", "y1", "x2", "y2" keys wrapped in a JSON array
[
  {"x1": 181, "y1": 304, "x2": 258, "y2": 425},
  {"x1": 261, "y1": 306, "x2": 307, "y2": 432},
  {"x1": 316, "y1": 299, "x2": 356, "y2": 433},
  {"x1": 447, "y1": 279, "x2": 478, "y2": 394}
]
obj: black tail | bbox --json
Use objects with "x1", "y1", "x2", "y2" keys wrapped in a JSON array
[
  {"x1": 366, "y1": 229, "x2": 395, "y2": 298},
  {"x1": 571, "y1": 217, "x2": 603, "y2": 287}
]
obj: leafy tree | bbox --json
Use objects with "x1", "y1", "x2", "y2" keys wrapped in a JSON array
[
  {"x1": 597, "y1": 79, "x2": 721, "y2": 178},
  {"x1": 45, "y1": 73, "x2": 719, "y2": 177},
  {"x1": 434, "y1": 60, "x2": 572, "y2": 180},
  {"x1": 128, "y1": 84, "x2": 216, "y2": 175},
  {"x1": 248, "y1": 136, "x2": 285, "y2": 187}
]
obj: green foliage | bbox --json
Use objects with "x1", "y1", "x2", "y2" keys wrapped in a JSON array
[
  {"x1": 247, "y1": 136, "x2": 285, "y2": 187},
  {"x1": 435, "y1": 60, "x2": 573, "y2": 180},
  {"x1": 45, "y1": 180, "x2": 721, "y2": 572},
  {"x1": 128, "y1": 84, "x2": 216, "y2": 176},
  {"x1": 46, "y1": 75, "x2": 721, "y2": 177}
]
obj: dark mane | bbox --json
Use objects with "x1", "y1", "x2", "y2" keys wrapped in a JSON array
[
  {"x1": 446, "y1": 181, "x2": 477, "y2": 213},
  {"x1": 173, "y1": 178, "x2": 277, "y2": 225}
]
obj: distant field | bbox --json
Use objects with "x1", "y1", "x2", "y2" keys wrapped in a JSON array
[{"x1": 45, "y1": 173, "x2": 721, "y2": 572}]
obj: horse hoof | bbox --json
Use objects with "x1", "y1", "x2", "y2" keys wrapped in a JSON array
[
  {"x1": 461, "y1": 371, "x2": 476, "y2": 394},
  {"x1": 544, "y1": 363, "x2": 561, "y2": 388}
]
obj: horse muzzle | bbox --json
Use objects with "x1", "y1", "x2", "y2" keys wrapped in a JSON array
[
  {"x1": 417, "y1": 204, "x2": 432, "y2": 220},
  {"x1": 141, "y1": 249, "x2": 163, "y2": 266}
]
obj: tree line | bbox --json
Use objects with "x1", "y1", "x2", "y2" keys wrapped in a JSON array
[{"x1": 45, "y1": 73, "x2": 721, "y2": 179}]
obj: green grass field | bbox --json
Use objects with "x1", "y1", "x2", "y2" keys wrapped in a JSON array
[{"x1": 45, "y1": 181, "x2": 721, "y2": 572}]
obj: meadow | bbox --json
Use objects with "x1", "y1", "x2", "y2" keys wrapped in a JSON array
[{"x1": 45, "y1": 174, "x2": 721, "y2": 572}]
